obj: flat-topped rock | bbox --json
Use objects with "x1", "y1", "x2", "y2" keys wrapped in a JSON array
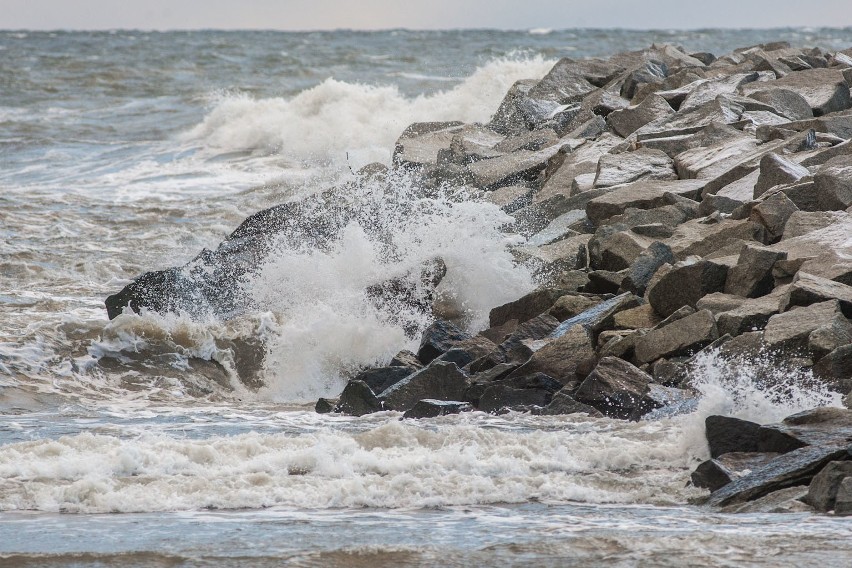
[
  {"x1": 380, "y1": 361, "x2": 471, "y2": 412},
  {"x1": 593, "y1": 148, "x2": 678, "y2": 188},
  {"x1": 585, "y1": 179, "x2": 703, "y2": 225},
  {"x1": 634, "y1": 309, "x2": 719, "y2": 364},
  {"x1": 741, "y1": 68, "x2": 851, "y2": 116},
  {"x1": 647, "y1": 258, "x2": 729, "y2": 317}
]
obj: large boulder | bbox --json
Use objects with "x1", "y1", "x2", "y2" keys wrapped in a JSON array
[
  {"x1": 812, "y1": 155, "x2": 852, "y2": 211},
  {"x1": 379, "y1": 361, "x2": 471, "y2": 412},
  {"x1": 742, "y1": 68, "x2": 851, "y2": 116},
  {"x1": 574, "y1": 356, "x2": 660, "y2": 420},
  {"x1": 505, "y1": 324, "x2": 594, "y2": 389},
  {"x1": 805, "y1": 461, "x2": 852, "y2": 512},
  {"x1": 334, "y1": 380, "x2": 383, "y2": 417},
  {"x1": 403, "y1": 399, "x2": 472, "y2": 419},
  {"x1": 724, "y1": 244, "x2": 788, "y2": 298},
  {"x1": 585, "y1": 180, "x2": 702, "y2": 225},
  {"x1": 705, "y1": 415, "x2": 763, "y2": 457},
  {"x1": 634, "y1": 309, "x2": 719, "y2": 364},
  {"x1": 417, "y1": 320, "x2": 472, "y2": 365},
  {"x1": 593, "y1": 149, "x2": 678, "y2": 188},
  {"x1": 647, "y1": 259, "x2": 729, "y2": 317}
]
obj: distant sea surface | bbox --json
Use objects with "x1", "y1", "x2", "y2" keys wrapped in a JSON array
[{"x1": 2, "y1": 28, "x2": 852, "y2": 566}]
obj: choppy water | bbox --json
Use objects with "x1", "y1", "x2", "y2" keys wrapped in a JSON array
[{"x1": 2, "y1": 28, "x2": 852, "y2": 566}]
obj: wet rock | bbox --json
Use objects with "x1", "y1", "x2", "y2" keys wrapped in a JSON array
[
  {"x1": 621, "y1": 59, "x2": 669, "y2": 100},
  {"x1": 706, "y1": 444, "x2": 850, "y2": 507},
  {"x1": 380, "y1": 361, "x2": 471, "y2": 412},
  {"x1": 721, "y1": 486, "x2": 813, "y2": 514},
  {"x1": 472, "y1": 313, "x2": 562, "y2": 371},
  {"x1": 469, "y1": 144, "x2": 565, "y2": 190},
  {"x1": 548, "y1": 294, "x2": 599, "y2": 321},
  {"x1": 620, "y1": 242, "x2": 674, "y2": 297},
  {"x1": 813, "y1": 155, "x2": 852, "y2": 211},
  {"x1": 435, "y1": 336, "x2": 497, "y2": 369},
  {"x1": 478, "y1": 384, "x2": 553, "y2": 413},
  {"x1": 585, "y1": 269, "x2": 627, "y2": 294},
  {"x1": 805, "y1": 461, "x2": 852, "y2": 511},
  {"x1": 488, "y1": 79, "x2": 541, "y2": 135},
  {"x1": 335, "y1": 380, "x2": 383, "y2": 417},
  {"x1": 758, "y1": 407, "x2": 852, "y2": 452},
  {"x1": 550, "y1": 292, "x2": 641, "y2": 338},
  {"x1": 725, "y1": 244, "x2": 788, "y2": 298},
  {"x1": 835, "y1": 477, "x2": 852, "y2": 515},
  {"x1": 813, "y1": 344, "x2": 852, "y2": 391},
  {"x1": 538, "y1": 391, "x2": 604, "y2": 417},
  {"x1": 635, "y1": 309, "x2": 719, "y2": 364},
  {"x1": 647, "y1": 259, "x2": 729, "y2": 317},
  {"x1": 417, "y1": 320, "x2": 472, "y2": 365},
  {"x1": 574, "y1": 356, "x2": 660, "y2": 420},
  {"x1": 705, "y1": 415, "x2": 763, "y2": 457},
  {"x1": 505, "y1": 324, "x2": 594, "y2": 389},
  {"x1": 692, "y1": 452, "x2": 781, "y2": 491},
  {"x1": 392, "y1": 121, "x2": 463, "y2": 167},
  {"x1": 390, "y1": 350, "x2": 424, "y2": 371},
  {"x1": 489, "y1": 288, "x2": 573, "y2": 328},
  {"x1": 607, "y1": 93, "x2": 674, "y2": 137},
  {"x1": 593, "y1": 149, "x2": 678, "y2": 188},
  {"x1": 749, "y1": 191, "x2": 800, "y2": 241},
  {"x1": 315, "y1": 398, "x2": 338, "y2": 414},
  {"x1": 613, "y1": 304, "x2": 661, "y2": 330},
  {"x1": 353, "y1": 366, "x2": 413, "y2": 395},
  {"x1": 403, "y1": 399, "x2": 472, "y2": 419},
  {"x1": 585, "y1": 180, "x2": 703, "y2": 225},
  {"x1": 753, "y1": 153, "x2": 810, "y2": 198}
]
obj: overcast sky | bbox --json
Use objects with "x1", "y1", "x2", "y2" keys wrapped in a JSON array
[{"x1": 4, "y1": 0, "x2": 852, "y2": 30}]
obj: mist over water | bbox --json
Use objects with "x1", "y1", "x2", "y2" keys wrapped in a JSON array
[{"x1": 2, "y1": 28, "x2": 852, "y2": 565}]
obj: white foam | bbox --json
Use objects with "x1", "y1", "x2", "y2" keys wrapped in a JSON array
[
  {"x1": 0, "y1": 413, "x2": 702, "y2": 514},
  {"x1": 182, "y1": 55, "x2": 556, "y2": 169}
]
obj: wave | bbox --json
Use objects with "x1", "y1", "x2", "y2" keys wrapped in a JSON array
[{"x1": 181, "y1": 55, "x2": 556, "y2": 169}]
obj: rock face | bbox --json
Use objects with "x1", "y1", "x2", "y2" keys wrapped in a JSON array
[
  {"x1": 380, "y1": 361, "x2": 471, "y2": 412},
  {"x1": 573, "y1": 357, "x2": 660, "y2": 420},
  {"x1": 634, "y1": 309, "x2": 719, "y2": 364}
]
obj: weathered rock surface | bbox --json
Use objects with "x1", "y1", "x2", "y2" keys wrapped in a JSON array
[
  {"x1": 335, "y1": 380, "x2": 383, "y2": 417},
  {"x1": 692, "y1": 452, "x2": 781, "y2": 491},
  {"x1": 574, "y1": 356, "x2": 660, "y2": 420},
  {"x1": 634, "y1": 309, "x2": 719, "y2": 364},
  {"x1": 380, "y1": 361, "x2": 471, "y2": 412},
  {"x1": 724, "y1": 244, "x2": 787, "y2": 298},
  {"x1": 417, "y1": 320, "x2": 472, "y2": 365},
  {"x1": 403, "y1": 399, "x2": 472, "y2": 419},
  {"x1": 593, "y1": 149, "x2": 678, "y2": 188},
  {"x1": 705, "y1": 415, "x2": 763, "y2": 458},
  {"x1": 647, "y1": 259, "x2": 729, "y2": 317},
  {"x1": 805, "y1": 460, "x2": 852, "y2": 511}
]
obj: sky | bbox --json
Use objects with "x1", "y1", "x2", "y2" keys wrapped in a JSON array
[{"x1": 3, "y1": 0, "x2": 852, "y2": 31}]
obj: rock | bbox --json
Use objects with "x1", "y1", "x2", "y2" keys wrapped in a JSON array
[
  {"x1": 692, "y1": 452, "x2": 781, "y2": 491},
  {"x1": 808, "y1": 316, "x2": 852, "y2": 360},
  {"x1": 621, "y1": 59, "x2": 669, "y2": 99},
  {"x1": 513, "y1": 233, "x2": 591, "y2": 277},
  {"x1": 548, "y1": 294, "x2": 599, "y2": 321},
  {"x1": 647, "y1": 258, "x2": 729, "y2": 317},
  {"x1": 753, "y1": 153, "x2": 810, "y2": 198},
  {"x1": 613, "y1": 304, "x2": 662, "y2": 330},
  {"x1": 526, "y1": 210, "x2": 586, "y2": 247},
  {"x1": 402, "y1": 399, "x2": 472, "y2": 419},
  {"x1": 353, "y1": 366, "x2": 413, "y2": 395},
  {"x1": 749, "y1": 191, "x2": 800, "y2": 241},
  {"x1": 390, "y1": 350, "x2": 424, "y2": 371},
  {"x1": 742, "y1": 68, "x2": 851, "y2": 116},
  {"x1": 664, "y1": 218, "x2": 767, "y2": 261},
  {"x1": 478, "y1": 384, "x2": 553, "y2": 413},
  {"x1": 758, "y1": 407, "x2": 852, "y2": 452},
  {"x1": 490, "y1": 288, "x2": 572, "y2": 328},
  {"x1": 764, "y1": 300, "x2": 848, "y2": 352},
  {"x1": 680, "y1": 72, "x2": 764, "y2": 111},
  {"x1": 805, "y1": 461, "x2": 852, "y2": 511},
  {"x1": 721, "y1": 486, "x2": 813, "y2": 514},
  {"x1": 435, "y1": 336, "x2": 497, "y2": 369},
  {"x1": 585, "y1": 180, "x2": 703, "y2": 225},
  {"x1": 469, "y1": 144, "x2": 565, "y2": 190},
  {"x1": 813, "y1": 344, "x2": 852, "y2": 392},
  {"x1": 505, "y1": 324, "x2": 594, "y2": 389},
  {"x1": 588, "y1": 228, "x2": 653, "y2": 271},
  {"x1": 334, "y1": 380, "x2": 383, "y2": 417},
  {"x1": 835, "y1": 477, "x2": 852, "y2": 515},
  {"x1": 380, "y1": 361, "x2": 471, "y2": 412},
  {"x1": 705, "y1": 415, "x2": 763, "y2": 457},
  {"x1": 725, "y1": 244, "x2": 788, "y2": 298},
  {"x1": 782, "y1": 210, "x2": 848, "y2": 240},
  {"x1": 706, "y1": 444, "x2": 850, "y2": 507},
  {"x1": 607, "y1": 93, "x2": 674, "y2": 137},
  {"x1": 696, "y1": 292, "x2": 747, "y2": 314},
  {"x1": 550, "y1": 292, "x2": 641, "y2": 339},
  {"x1": 484, "y1": 185, "x2": 534, "y2": 213},
  {"x1": 417, "y1": 320, "x2": 472, "y2": 365},
  {"x1": 488, "y1": 79, "x2": 539, "y2": 135},
  {"x1": 315, "y1": 398, "x2": 337, "y2": 414},
  {"x1": 538, "y1": 391, "x2": 604, "y2": 417},
  {"x1": 593, "y1": 148, "x2": 678, "y2": 188},
  {"x1": 634, "y1": 309, "x2": 719, "y2": 364},
  {"x1": 574, "y1": 356, "x2": 660, "y2": 420},
  {"x1": 527, "y1": 58, "x2": 599, "y2": 104},
  {"x1": 392, "y1": 121, "x2": 464, "y2": 167},
  {"x1": 585, "y1": 269, "x2": 627, "y2": 294},
  {"x1": 716, "y1": 288, "x2": 786, "y2": 337},
  {"x1": 780, "y1": 271, "x2": 852, "y2": 313},
  {"x1": 813, "y1": 155, "x2": 852, "y2": 211},
  {"x1": 747, "y1": 88, "x2": 814, "y2": 121},
  {"x1": 472, "y1": 313, "x2": 562, "y2": 371}
]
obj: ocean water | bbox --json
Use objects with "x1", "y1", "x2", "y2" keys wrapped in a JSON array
[{"x1": 2, "y1": 28, "x2": 852, "y2": 566}]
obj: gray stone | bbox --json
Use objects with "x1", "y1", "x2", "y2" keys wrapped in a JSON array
[
  {"x1": 647, "y1": 258, "x2": 729, "y2": 317},
  {"x1": 417, "y1": 320, "x2": 472, "y2": 365},
  {"x1": 574, "y1": 356, "x2": 661, "y2": 420},
  {"x1": 550, "y1": 292, "x2": 641, "y2": 338},
  {"x1": 539, "y1": 391, "x2": 604, "y2": 417},
  {"x1": 813, "y1": 154, "x2": 852, "y2": 211},
  {"x1": 749, "y1": 191, "x2": 800, "y2": 241},
  {"x1": 494, "y1": 129, "x2": 558, "y2": 154},
  {"x1": 506, "y1": 324, "x2": 594, "y2": 389},
  {"x1": 742, "y1": 68, "x2": 851, "y2": 116},
  {"x1": 716, "y1": 289, "x2": 786, "y2": 337},
  {"x1": 525, "y1": 210, "x2": 586, "y2": 247},
  {"x1": 585, "y1": 269, "x2": 627, "y2": 294},
  {"x1": 403, "y1": 399, "x2": 472, "y2": 419},
  {"x1": 353, "y1": 366, "x2": 413, "y2": 395},
  {"x1": 753, "y1": 153, "x2": 810, "y2": 198},
  {"x1": 634, "y1": 309, "x2": 719, "y2": 364},
  {"x1": 764, "y1": 300, "x2": 846, "y2": 352},
  {"x1": 612, "y1": 304, "x2": 662, "y2": 330},
  {"x1": 488, "y1": 79, "x2": 539, "y2": 135},
  {"x1": 808, "y1": 316, "x2": 852, "y2": 360},
  {"x1": 593, "y1": 148, "x2": 678, "y2": 188},
  {"x1": 835, "y1": 476, "x2": 852, "y2": 515},
  {"x1": 680, "y1": 72, "x2": 763, "y2": 111},
  {"x1": 380, "y1": 361, "x2": 471, "y2": 412},
  {"x1": 390, "y1": 350, "x2": 424, "y2": 371},
  {"x1": 472, "y1": 313, "x2": 562, "y2": 371},
  {"x1": 392, "y1": 122, "x2": 463, "y2": 167},
  {"x1": 721, "y1": 486, "x2": 813, "y2": 514},
  {"x1": 692, "y1": 452, "x2": 781, "y2": 491},
  {"x1": 621, "y1": 60, "x2": 669, "y2": 100},
  {"x1": 548, "y1": 294, "x2": 600, "y2": 321},
  {"x1": 585, "y1": 180, "x2": 703, "y2": 225},
  {"x1": 469, "y1": 144, "x2": 564, "y2": 189},
  {"x1": 527, "y1": 58, "x2": 599, "y2": 104},
  {"x1": 725, "y1": 244, "x2": 788, "y2": 298},
  {"x1": 478, "y1": 384, "x2": 552, "y2": 413},
  {"x1": 435, "y1": 336, "x2": 498, "y2": 369},
  {"x1": 758, "y1": 407, "x2": 852, "y2": 452},
  {"x1": 335, "y1": 380, "x2": 383, "y2": 417},
  {"x1": 747, "y1": 88, "x2": 814, "y2": 121},
  {"x1": 705, "y1": 415, "x2": 763, "y2": 457},
  {"x1": 706, "y1": 444, "x2": 850, "y2": 507},
  {"x1": 621, "y1": 242, "x2": 675, "y2": 296},
  {"x1": 696, "y1": 292, "x2": 747, "y2": 314},
  {"x1": 780, "y1": 271, "x2": 852, "y2": 313},
  {"x1": 813, "y1": 344, "x2": 852, "y2": 391},
  {"x1": 588, "y1": 228, "x2": 654, "y2": 271},
  {"x1": 805, "y1": 461, "x2": 852, "y2": 511},
  {"x1": 607, "y1": 93, "x2": 674, "y2": 137},
  {"x1": 489, "y1": 288, "x2": 573, "y2": 328},
  {"x1": 782, "y1": 210, "x2": 848, "y2": 240},
  {"x1": 664, "y1": 218, "x2": 767, "y2": 261}
]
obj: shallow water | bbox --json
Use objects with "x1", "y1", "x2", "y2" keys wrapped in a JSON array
[{"x1": 3, "y1": 28, "x2": 852, "y2": 565}]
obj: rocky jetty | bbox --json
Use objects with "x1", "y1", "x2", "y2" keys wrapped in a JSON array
[{"x1": 108, "y1": 41, "x2": 852, "y2": 511}]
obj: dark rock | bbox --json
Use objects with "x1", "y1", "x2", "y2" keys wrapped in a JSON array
[
  {"x1": 539, "y1": 391, "x2": 604, "y2": 417},
  {"x1": 389, "y1": 350, "x2": 424, "y2": 371},
  {"x1": 607, "y1": 93, "x2": 674, "y2": 137},
  {"x1": 489, "y1": 288, "x2": 572, "y2": 328},
  {"x1": 334, "y1": 380, "x2": 383, "y2": 417},
  {"x1": 478, "y1": 384, "x2": 552, "y2": 413},
  {"x1": 749, "y1": 191, "x2": 800, "y2": 241},
  {"x1": 835, "y1": 477, "x2": 852, "y2": 515},
  {"x1": 435, "y1": 336, "x2": 497, "y2": 368},
  {"x1": 488, "y1": 79, "x2": 540, "y2": 135},
  {"x1": 813, "y1": 344, "x2": 852, "y2": 392},
  {"x1": 805, "y1": 460, "x2": 852, "y2": 511},
  {"x1": 550, "y1": 292, "x2": 641, "y2": 339},
  {"x1": 506, "y1": 324, "x2": 594, "y2": 389},
  {"x1": 705, "y1": 415, "x2": 763, "y2": 458},
  {"x1": 692, "y1": 452, "x2": 781, "y2": 492},
  {"x1": 706, "y1": 444, "x2": 850, "y2": 507},
  {"x1": 548, "y1": 294, "x2": 599, "y2": 321},
  {"x1": 574, "y1": 356, "x2": 659, "y2": 420},
  {"x1": 725, "y1": 244, "x2": 788, "y2": 298},
  {"x1": 315, "y1": 398, "x2": 338, "y2": 414},
  {"x1": 622, "y1": 242, "x2": 675, "y2": 296},
  {"x1": 353, "y1": 366, "x2": 413, "y2": 395},
  {"x1": 647, "y1": 259, "x2": 729, "y2": 317},
  {"x1": 593, "y1": 149, "x2": 678, "y2": 188},
  {"x1": 757, "y1": 407, "x2": 852, "y2": 452},
  {"x1": 813, "y1": 155, "x2": 852, "y2": 210},
  {"x1": 417, "y1": 320, "x2": 472, "y2": 365},
  {"x1": 471, "y1": 313, "x2": 561, "y2": 371},
  {"x1": 403, "y1": 399, "x2": 472, "y2": 419},
  {"x1": 380, "y1": 361, "x2": 471, "y2": 412},
  {"x1": 588, "y1": 228, "x2": 653, "y2": 271},
  {"x1": 585, "y1": 269, "x2": 627, "y2": 294},
  {"x1": 613, "y1": 304, "x2": 662, "y2": 330},
  {"x1": 621, "y1": 60, "x2": 669, "y2": 100}
]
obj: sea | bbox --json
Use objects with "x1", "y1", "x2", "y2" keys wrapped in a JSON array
[{"x1": 2, "y1": 28, "x2": 852, "y2": 567}]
